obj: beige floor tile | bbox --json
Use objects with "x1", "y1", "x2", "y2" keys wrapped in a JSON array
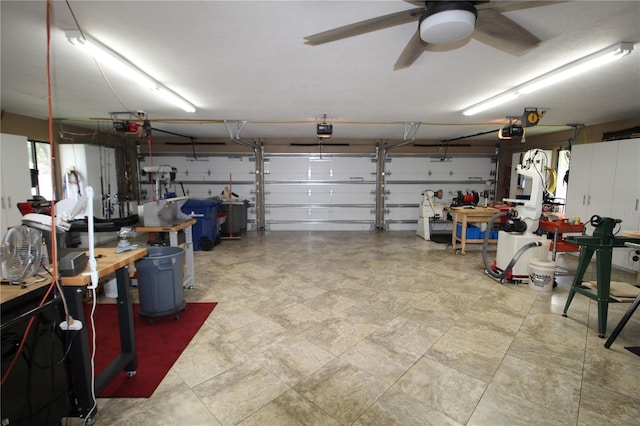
[
  {"x1": 371, "y1": 315, "x2": 444, "y2": 355},
  {"x1": 252, "y1": 334, "x2": 335, "y2": 386},
  {"x1": 583, "y1": 342, "x2": 640, "y2": 400},
  {"x1": 578, "y1": 382, "x2": 640, "y2": 425},
  {"x1": 173, "y1": 332, "x2": 249, "y2": 388},
  {"x1": 238, "y1": 389, "x2": 340, "y2": 426},
  {"x1": 303, "y1": 290, "x2": 357, "y2": 314},
  {"x1": 354, "y1": 386, "x2": 462, "y2": 426},
  {"x1": 301, "y1": 315, "x2": 378, "y2": 355},
  {"x1": 223, "y1": 316, "x2": 287, "y2": 354},
  {"x1": 425, "y1": 330, "x2": 505, "y2": 382},
  {"x1": 294, "y1": 358, "x2": 389, "y2": 425},
  {"x1": 395, "y1": 356, "x2": 487, "y2": 424},
  {"x1": 468, "y1": 384, "x2": 575, "y2": 426},
  {"x1": 340, "y1": 334, "x2": 421, "y2": 385},
  {"x1": 193, "y1": 360, "x2": 289, "y2": 425},
  {"x1": 266, "y1": 302, "x2": 330, "y2": 334},
  {"x1": 491, "y1": 355, "x2": 581, "y2": 419}
]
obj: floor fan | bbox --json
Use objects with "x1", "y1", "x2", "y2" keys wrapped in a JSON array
[{"x1": 1, "y1": 225, "x2": 43, "y2": 285}]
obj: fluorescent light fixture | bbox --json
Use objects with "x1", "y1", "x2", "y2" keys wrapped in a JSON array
[
  {"x1": 65, "y1": 30, "x2": 196, "y2": 113},
  {"x1": 462, "y1": 42, "x2": 633, "y2": 116}
]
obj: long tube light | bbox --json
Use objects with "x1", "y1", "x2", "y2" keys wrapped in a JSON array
[
  {"x1": 65, "y1": 30, "x2": 196, "y2": 113},
  {"x1": 462, "y1": 42, "x2": 634, "y2": 116}
]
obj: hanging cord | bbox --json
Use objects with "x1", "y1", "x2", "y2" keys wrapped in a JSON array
[{"x1": 2, "y1": 0, "x2": 61, "y2": 387}]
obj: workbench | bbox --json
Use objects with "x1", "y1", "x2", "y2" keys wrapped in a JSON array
[
  {"x1": 136, "y1": 218, "x2": 196, "y2": 289},
  {"x1": 60, "y1": 246, "x2": 147, "y2": 421},
  {"x1": 450, "y1": 206, "x2": 499, "y2": 254}
]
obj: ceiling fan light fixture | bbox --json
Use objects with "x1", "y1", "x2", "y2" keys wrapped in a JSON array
[{"x1": 420, "y1": 2, "x2": 477, "y2": 44}]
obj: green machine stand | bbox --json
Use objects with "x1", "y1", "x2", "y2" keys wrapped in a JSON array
[{"x1": 562, "y1": 215, "x2": 640, "y2": 338}]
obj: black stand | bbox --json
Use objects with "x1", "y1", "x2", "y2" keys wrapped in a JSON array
[{"x1": 604, "y1": 293, "x2": 640, "y2": 357}]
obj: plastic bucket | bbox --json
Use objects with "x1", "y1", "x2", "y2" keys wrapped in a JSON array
[{"x1": 528, "y1": 260, "x2": 556, "y2": 292}]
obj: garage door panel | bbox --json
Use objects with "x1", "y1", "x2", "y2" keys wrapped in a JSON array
[
  {"x1": 268, "y1": 222, "x2": 372, "y2": 231},
  {"x1": 267, "y1": 206, "x2": 373, "y2": 221},
  {"x1": 267, "y1": 184, "x2": 375, "y2": 205},
  {"x1": 265, "y1": 155, "x2": 376, "y2": 230},
  {"x1": 384, "y1": 155, "x2": 495, "y2": 230}
]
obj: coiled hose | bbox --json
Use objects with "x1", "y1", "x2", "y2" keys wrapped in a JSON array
[{"x1": 483, "y1": 211, "x2": 542, "y2": 281}]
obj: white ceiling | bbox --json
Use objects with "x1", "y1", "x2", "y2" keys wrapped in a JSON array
[{"x1": 1, "y1": 1, "x2": 639, "y2": 144}]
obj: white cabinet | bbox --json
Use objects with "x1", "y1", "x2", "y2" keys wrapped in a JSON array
[
  {"x1": 566, "y1": 138, "x2": 640, "y2": 271},
  {"x1": 611, "y1": 139, "x2": 640, "y2": 270},
  {"x1": 0, "y1": 133, "x2": 32, "y2": 234},
  {"x1": 565, "y1": 142, "x2": 617, "y2": 225}
]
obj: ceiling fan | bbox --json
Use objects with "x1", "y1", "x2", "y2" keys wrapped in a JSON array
[{"x1": 305, "y1": 1, "x2": 557, "y2": 70}]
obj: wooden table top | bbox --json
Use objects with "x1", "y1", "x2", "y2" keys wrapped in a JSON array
[
  {"x1": 135, "y1": 218, "x2": 197, "y2": 233},
  {"x1": 450, "y1": 206, "x2": 499, "y2": 216},
  {"x1": 59, "y1": 247, "x2": 148, "y2": 287},
  {"x1": 1, "y1": 275, "x2": 53, "y2": 304}
]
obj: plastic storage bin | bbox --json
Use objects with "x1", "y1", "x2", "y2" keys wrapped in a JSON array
[
  {"x1": 220, "y1": 200, "x2": 249, "y2": 237},
  {"x1": 135, "y1": 246, "x2": 186, "y2": 321},
  {"x1": 456, "y1": 223, "x2": 481, "y2": 239},
  {"x1": 181, "y1": 198, "x2": 221, "y2": 251}
]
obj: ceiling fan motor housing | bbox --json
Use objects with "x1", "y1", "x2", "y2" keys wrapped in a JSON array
[{"x1": 420, "y1": 1, "x2": 478, "y2": 44}]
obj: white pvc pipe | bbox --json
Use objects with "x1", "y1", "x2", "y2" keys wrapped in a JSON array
[{"x1": 86, "y1": 186, "x2": 99, "y2": 289}]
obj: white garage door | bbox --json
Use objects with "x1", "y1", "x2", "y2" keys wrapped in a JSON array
[
  {"x1": 140, "y1": 154, "x2": 257, "y2": 229},
  {"x1": 384, "y1": 155, "x2": 496, "y2": 230},
  {"x1": 265, "y1": 155, "x2": 376, "y2": 231}
]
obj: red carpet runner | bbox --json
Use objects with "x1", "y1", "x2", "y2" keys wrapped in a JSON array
[{"x1": 84, "y1": 302, "x2": 217, "y2": 398}]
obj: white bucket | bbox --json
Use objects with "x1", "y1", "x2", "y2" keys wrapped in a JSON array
[
  {"x1": 103, "y1": 277, "x2": 118, "y2": 298},
  {"x1": 528, "y1": 260, "x2": 556, "y2": 292}
]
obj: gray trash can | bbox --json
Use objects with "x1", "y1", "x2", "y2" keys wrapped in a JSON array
[{"x1": 135, "y1": 246, "x2": 186, "y2": 321}]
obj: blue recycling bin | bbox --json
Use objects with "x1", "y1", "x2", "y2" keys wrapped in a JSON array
[{"x1": 181, "y1": 198, "x2": 221, "y2": 251}]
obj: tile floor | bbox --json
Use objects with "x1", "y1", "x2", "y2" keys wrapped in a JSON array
[{"x1": 91, "y1": 231, "x2": 640, "y2": 425}]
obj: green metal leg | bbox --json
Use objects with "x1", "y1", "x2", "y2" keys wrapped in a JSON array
[
  {"x1": 595, "y1": 247, "x2": 613, "y2": 338},
  {"x1": 563, "y1": 247, "x2": 594, "y2": 315}
]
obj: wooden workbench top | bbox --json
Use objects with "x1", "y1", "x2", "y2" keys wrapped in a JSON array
[
  {"x1": 450, "y1": 206, "x2": 499, "y2": 214},
  {"x1": 135, "y1": 218, "x2": 197, "y2": 233},
  {"x1": 59, "y1": 247, "x2": 147, "y2": 287},
  {"x1": 1, "y1": 276, "x2": 53, "y2": 304}
]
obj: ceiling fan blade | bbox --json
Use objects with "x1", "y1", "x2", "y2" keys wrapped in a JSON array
[
  {"x1": 304, "y1": 7, "x2": 423, "y2": 45},
  {"x1": 394, "y1": 30, "x2": 426, "y2": 70},
  {"x1": 473, "y1": 8, "x2": 541, "y2": 56},
  {"x1": 477, "y1": 1, "x2": 565, "y2": 13}
]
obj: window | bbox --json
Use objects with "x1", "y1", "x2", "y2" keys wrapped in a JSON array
[{"x1": 27, "y1": 140, "x2": 54, "y2": 200}]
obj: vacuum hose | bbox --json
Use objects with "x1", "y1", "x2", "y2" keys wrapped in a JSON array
[{"x1": 482, "y1": 211, "x2": 543, "y2": 281}]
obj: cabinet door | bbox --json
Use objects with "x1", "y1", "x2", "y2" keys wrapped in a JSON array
[
  {"x1": 586, "y1": 142, "x2": 617, "y2": 221},
  {"x1": 611, "y1": 139, "x2": 640, "y2": 270},
  {"x1": 566, "y1": 142, "x2": 617, "y2": 233},
  {"x1": 565, "y1": 144, "x2": 593, "y2": 221},
  {"x1": 1, "y1": 134, "x2": 31, "y2": 233}
]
